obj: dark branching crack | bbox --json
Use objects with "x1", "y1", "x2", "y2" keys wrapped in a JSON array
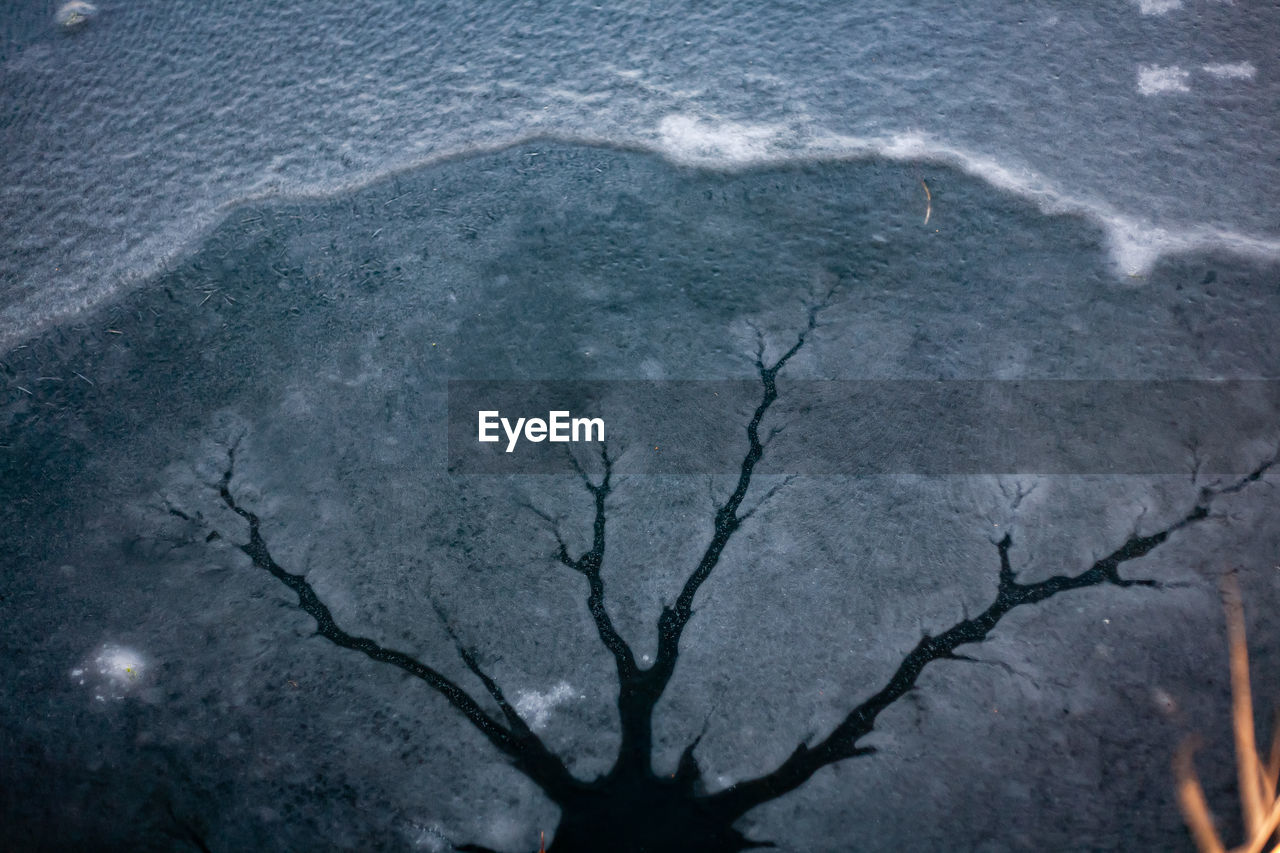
[
  {"x1": 702, "y1": 476, "x2": 1272, "y2": 819},
  {"x1": 213, "y1": 443, "x2": 580, "y2": 806},
  {"x1": 196, "y1": 292, "x2": 1277, "y2": 851}
]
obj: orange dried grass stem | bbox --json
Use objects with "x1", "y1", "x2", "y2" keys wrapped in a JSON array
[{"x1": 1176, "y1": 574, "x2": 1280, "y2": 853}]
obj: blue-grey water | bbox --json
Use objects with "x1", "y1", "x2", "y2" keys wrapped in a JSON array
[{"x1": 2, "y1": 0, "x2": 1279, "y2": 350}]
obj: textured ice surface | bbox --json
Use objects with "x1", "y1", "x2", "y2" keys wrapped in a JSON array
[{"x1": 2, "y1": 0, "x2": 1279, "y2": 348}]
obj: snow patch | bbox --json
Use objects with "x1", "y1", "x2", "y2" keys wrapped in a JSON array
[
  {"x1": 54, "y1": 1, "x2": 98, "y2": 29},
  {"x1": 1137, "y1": 65, "x2": 1191, "y2": 96},
  {"x1": 1202, "y1": 61, "x2": 1256, "y2": 80},
  {"x1": 657, "y1": 115, "x2": 789, "y2": 166},
  {"x1": 514, "y1": 681, "x2": 575, "y2": 731},
  {"x1": 72, "y1": 643, "x2": 148, "y2": 701},
  {"x1": 1134, "y1": 0, "x2": 1181, "y2": 14}
]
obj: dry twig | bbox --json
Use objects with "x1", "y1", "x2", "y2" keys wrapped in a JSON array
[{"x1": 1176, "y1": 574, "x2": 1280, "y2": 853}]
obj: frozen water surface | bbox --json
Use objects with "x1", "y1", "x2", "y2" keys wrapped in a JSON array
[
  {"x1": 1, "y1": 2, "x2": 1279, "y2": 851},
  {"x1": 2, "y1": 0, "x2": 1279, "y2": 349}
]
